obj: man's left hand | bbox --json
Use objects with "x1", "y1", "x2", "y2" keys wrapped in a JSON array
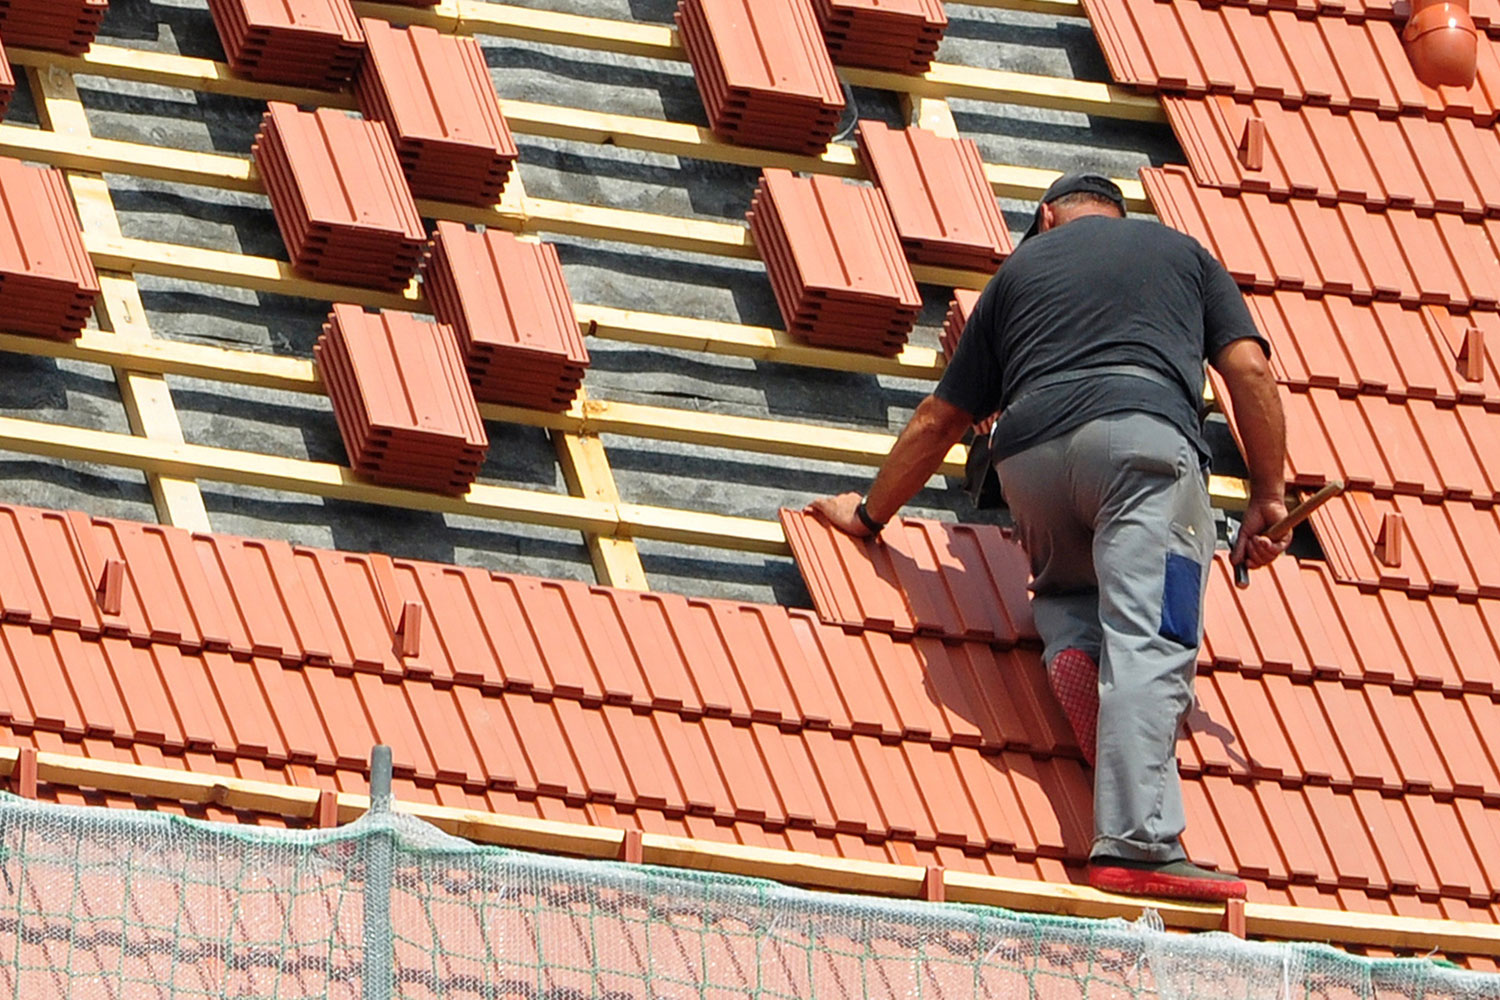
[{"x1": 806, "y1": 491, "x2": 877, "y2": 539}]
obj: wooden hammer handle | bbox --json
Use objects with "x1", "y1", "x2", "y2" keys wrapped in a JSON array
[{"x1": 1233, "y1": 481, "x2": 1344, "y2": 588}]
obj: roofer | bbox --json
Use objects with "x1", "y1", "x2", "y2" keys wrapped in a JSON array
[{"x1": 808, "y1": 173, "x2": 1289, "y2": 903}]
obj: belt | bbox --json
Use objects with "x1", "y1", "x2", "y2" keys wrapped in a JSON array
[{"x1": 1005, "y1": 364, "x2": 1183, "y2": 410}]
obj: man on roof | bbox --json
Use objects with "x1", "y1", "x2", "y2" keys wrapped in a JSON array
[{"x1": 808, "y1": 173, "x2": 1289, "y2": 903}]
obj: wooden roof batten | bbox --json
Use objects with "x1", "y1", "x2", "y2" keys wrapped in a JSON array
[{"x1": 3, "y1": 743, "x2": 1498, "y2": 960}]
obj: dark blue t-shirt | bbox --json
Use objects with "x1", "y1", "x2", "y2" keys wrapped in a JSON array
[{"x1": 935, "y1": 216, "x2": 1268, "y2": 463}]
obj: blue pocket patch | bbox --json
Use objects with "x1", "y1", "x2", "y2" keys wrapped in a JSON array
[{"x1": 1159, "y1": 552, "x2": 1203, "y2": 647}]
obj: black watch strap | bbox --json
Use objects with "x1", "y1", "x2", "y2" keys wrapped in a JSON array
[{"x1": 855, "y1": 500, "x2": 886, "y2": 536}]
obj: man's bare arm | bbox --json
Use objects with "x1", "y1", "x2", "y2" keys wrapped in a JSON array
[
  {"x1": 807, "y1": 394, "x2": 975, "y2": 537},
  {"x1": 1212, "y1": 338, "x2": 1290, "y2": 569}
]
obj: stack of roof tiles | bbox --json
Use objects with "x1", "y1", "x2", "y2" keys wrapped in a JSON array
[
  {"x1": 941, "y1": 288, "x2": 981, "y2": 361},
  {"x1": 207, "y1": 0, "x2": 366, "y2": 89},
  {"x1": 0, "y1": 158, "x2": 101, "y2": 340},
  {"x1": 423, "y1": 222, "x2": 590, "y2": 410},
  {"x1": 314, "y1": 304, "x2": 489, "y2": 494},
  {"x1": 354, "y1": 18, "x2": 519, "y2": 205},
  {"x1": 857, "y1": 119, "x2": 1010, "y2": 272},
  {"x1": 252, "y1": 102, "x2": 427, "y2": 292},
  {"x1": 812, "y1": 0, "x2": 947, "y2": 73},
  {"x1": 0, "y1": 0, "x2": 109, "y2": 54},
  {"x1": 0, "y1": 38, "x2": 12, "y2": 122},
  {"x1": 675, "y1": 0, "x2": 846, "y2": 154},
  {"x1": 747, "y1": 168, "x2": 921, "y2": 354}
]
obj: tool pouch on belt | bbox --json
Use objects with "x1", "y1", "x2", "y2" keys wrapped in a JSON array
[{"x1": 964, "y1": 426, "x2": 1005, "y2": 509}]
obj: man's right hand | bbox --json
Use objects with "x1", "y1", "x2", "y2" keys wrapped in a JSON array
[{"x1": 1231, "y1": 496, "x2": 1292, "y2": 571}]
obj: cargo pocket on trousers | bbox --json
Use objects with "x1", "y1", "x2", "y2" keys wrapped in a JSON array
[{"x1": 1158, "y1": 551, "x2": 1203, "y2": 647}]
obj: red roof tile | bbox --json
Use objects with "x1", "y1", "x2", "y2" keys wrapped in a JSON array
[
  {"x1": 0, "y1": 157, "x2": 101, "y2": 340},
  {"x1": 1144, "y1": 164, "x2": 1500, "y2": 310},
  {"x1": 314, "y1": 304, "x2": 489, "y2": 494},
  {"x1": 1310, "y1": 490, "x2": 1500, "y2": 598},
  {"x1": 811, "y1": 0, "x2": 947, "y2": 73},
  {"x1": 1216, "y1": 379, "x2": 1500, "y2": 502},
  {"x1": 747, "y1": 169, "x2": 922, "y2": 354},
  {"x1": 251, "y1": 102, "x2": 426, "y2": 291},
  {"x1": 207, "y1": 0, "x2": 365, "y2": 89},
  {"x1": 11, "y1": 498, "x2": 1500, "y2": 909},
  {"x1": 0, "y1": 1, "x2": 108, "y2": 55},
  {"x1": 780, "y1": 510, "x2": 1036, "y2": 642},
  {"x1": 941, "y1": 288, "x2": 981, "y2": 362},
  {"x1": 423, "y1": 222, "x2": 589, "y2": 409},
  {"x1": 1247, "y1": 293, "x2": 1500, "y2": 408},
  {"x1": 1164, "y1": 96, "x2": 1500, "y2": 217},
  {"x1": 354, "y1": 18, "x2": 518, "y2": 205},
  {"x1": 856, "y1": 120, "x2": 1011, "y2": 272},
  {"x1": 675, "y1": 0, "x2": 845, "y2": 154},
  {"x1": 1082, "y1": 0, "x2": 1500, "y2": 120}
]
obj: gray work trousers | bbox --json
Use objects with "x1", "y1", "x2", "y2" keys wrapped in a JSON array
[{"x1": 997, "y1": 412, "x2": 1214, "y2": 863}]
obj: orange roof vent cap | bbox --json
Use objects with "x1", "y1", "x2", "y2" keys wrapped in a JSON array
[{"x1": 1403, "y1": 0, "x2": 1478, "y2": 88}]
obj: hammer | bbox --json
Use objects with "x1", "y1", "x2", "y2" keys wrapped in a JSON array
[{"x1": 1232, "y1": 480, "x2": 1344, "y2": 588}]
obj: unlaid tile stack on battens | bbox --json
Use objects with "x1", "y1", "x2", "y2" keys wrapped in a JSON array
[
  {"x1": 0, "y1": 158, "x2": 101, "y2": 340},
  {"x1": 676, "y1": 0, "x2": 846, "y2": 153},
  {"x1": 424, "y1": 222, "x2": 590, "y2": 411},
  {"x1": 316, "y1": 304, "x2": 489, "y2": 494},
  {"x1": 355, "y1": 18, "x2": 519, "y2": 205},
  {"x1": 253, "y1": 102, "x2": 428, "y2": 292},
  {"x1": 207, "y1": 0, "x2": 366, "y2": 88},
  {"x1": 748, "y1": 168, "x2": 921, "y2": 355},
  {"x1": 0, "y1": 0, "x2": 110, "y2": 55}
]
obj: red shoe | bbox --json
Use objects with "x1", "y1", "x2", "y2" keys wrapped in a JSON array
[
  {"x1": 1089, "y1": 858, "x2": 1247, "y2": 902},
  {"x1": 1048, "y1": 648, "x2": 1099, "y2": 765}
]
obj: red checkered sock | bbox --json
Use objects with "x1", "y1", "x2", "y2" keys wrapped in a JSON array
[{"x1": 1047, "y1": 648, "x2": 1100, "y2": 766}]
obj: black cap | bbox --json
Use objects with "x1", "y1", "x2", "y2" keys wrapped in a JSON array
[{"x1": 1022, "y1": 172, "x2": 1127, "y2": 240}]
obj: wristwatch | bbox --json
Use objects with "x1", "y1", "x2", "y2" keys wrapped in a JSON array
[{"x1": 855, "y1": 498, "x2": 887, "y2": 536}]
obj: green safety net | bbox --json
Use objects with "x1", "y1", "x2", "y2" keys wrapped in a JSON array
[{"x1": 0, "y1": 794, "x2": 1495, "y2": 999}]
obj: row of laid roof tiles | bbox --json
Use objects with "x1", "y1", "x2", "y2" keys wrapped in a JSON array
[
  {"x1": 1211, "y1": 377, "x2": 1500, "y2": 504},
  {"x1": 19, "y1": 503, "x2": 1500, "y2": 705},
  {"x1": 1164, "y1": 96, "x2": 1500, "y2": 220},
  {"x1": 1247, "y1": 292, "x2": 1500, "y2": 409},
  {"x1": 1082, "y1": 0, "x2": 1500, "y2": 120},
  {"x1": 16, "y1": 730, "x2": 1500, "y2": 950},
  {"x1": 14, "y1": 591, "x2": 1500, "y2": 806},
  {"x1": 1143, "y1": 165, "x2": 1500, "y2": 311},
  {"x1": 1311, "y1": 491, "x2": 1500, "y2": 599},
  {"x1": 1188, "y1": 0, "x2": 1500, "y2": 37},
  {"x1": 782, "y1": 509, "x2": 1500, "y2": 695},
  {"x1": 7, "y1": 628, "x2": 1500, "y2": 903}
]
